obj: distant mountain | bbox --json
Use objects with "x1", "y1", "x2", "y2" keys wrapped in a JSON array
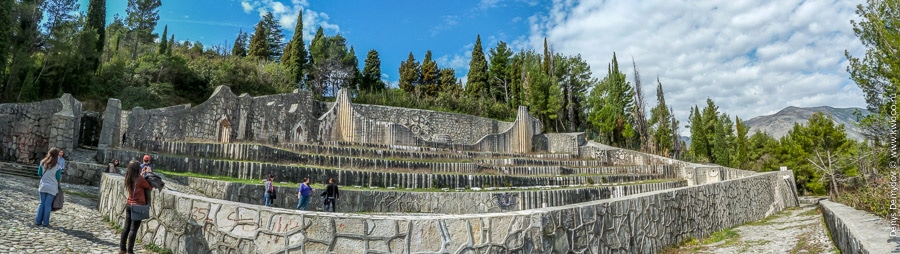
[{"x1": 744, "y1": 106, "x2": 870, "y2": 141}]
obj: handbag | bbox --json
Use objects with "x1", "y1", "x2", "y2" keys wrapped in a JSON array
[
  {"x1": 129, "y1": 184, "x2": 150, "y2": 221},
  {"x1": 51, "y1": 185, "x2": 64, "y2": 211}
]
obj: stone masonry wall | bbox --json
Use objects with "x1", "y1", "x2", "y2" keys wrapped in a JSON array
[
  {"x1": 164, "y1": 175, "x2": 687, "y2": 214},
  {"x1": 351, "y1": 103, "x2": 506, "y2": 144},
  {"x1": 97, "y1": 171, "x2": 798, "y2": 253},
  {"x1": 820, "y1": 200, "x2": 898, "y2": 254},
  {"x1": 0, "y1": 94, "x2": 81, "y2": 163},
  {"x1": 98, "y1": 148, "x2": 669, "y2": 189}
]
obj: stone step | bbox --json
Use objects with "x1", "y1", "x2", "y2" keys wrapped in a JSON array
[{"x1": 0, "y1": 163, "x2": 39, "y2": 179}]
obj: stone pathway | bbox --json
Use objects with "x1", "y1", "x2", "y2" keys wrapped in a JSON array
[
  {"x1": 0, "y1": 173, "x2": 155, "y2": 254},
  {"x1": 665, "y1": 202, "x2": 836, "y2": 253}
]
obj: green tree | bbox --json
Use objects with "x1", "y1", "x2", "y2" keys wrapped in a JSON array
[
  {"x1": 398, "y1": 52, "x2": 419, "y2": 94},
  {"x1": 587, "y1": 52, "x2": 634, "y2": 147},
  {"x1": 248, "y1": 21, "x2": 270, "y2": 60},
  {"x1": 419, "y1": 50, "x2": 440, "y2": 97},
  {"x1": 343, "y1": 46, "x2": 360, "y2": 91},
  {"x1": 466, "y1": 34, "x2": 489, "y2": 97},
  {"x1": 85, "y1": 0, "x2": 106, "y2": 69},
  {"x1": 261, "y1": 12, "x2": 284, "y2": 61},
  {"x1": 126, "y1": 0, "x2": 162, "y2": 59},
  {"x1": 439, "y1": 68, "x2": 456, "y2": 94},
  {"x1": 283, "y1": 10, "x2": 309, "y2": 88},
  {"x1": 732, "y1": 116, "x2": 749, "y2": 169},
  {"x1": 231, "y1": 30, "x2": 248, "y2": 57},
  {"x1": 649, "y1": 78, "x2": 673, "y2": 156},
  {"x1": 488, "y1": 41, "x2": 513, "y2": 102},
  {"x1": 688, "y1": 106, "x2": 707, "y2": 161},
  {"x1": 361, "y1": 49, "x2": 384, "y2": 91},
  {"x1": 158, "y1": 24, "x2": 168, "y2": 54},
  {"x1": 785, "y1": 113, "x2": 854, "y2": 196}
]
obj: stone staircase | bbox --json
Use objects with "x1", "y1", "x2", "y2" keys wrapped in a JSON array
[{"x1": 0, "y1": 162, "x2": 39, "y2": 179}]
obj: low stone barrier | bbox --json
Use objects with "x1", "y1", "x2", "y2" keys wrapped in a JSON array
[
  {"x1": 0, "y1": 161, "x2": 106, "y2": 186},
  {"x1": 98, "y1": 171, "x2": 798, "y2": 253},
  {"x1": 820, "y1": 200, "x2": 899, "y2": 254},
  {"x1": 163, "y1": 175, "x2": 687, "y2": 214},
  {"x1": 99, "y1": 149, "x2": 668, "y2": 189}
]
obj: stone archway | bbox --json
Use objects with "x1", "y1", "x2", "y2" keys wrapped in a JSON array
[
  {"x1": 292, "y1": 121, "x2": 306, "y2": 143},
  {"x1": 218, "y1": 117, "x2": 232, "y2": 143}
]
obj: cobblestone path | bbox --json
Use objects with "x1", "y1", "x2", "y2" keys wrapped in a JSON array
[
  {"x1": 0, "y1": 173, "x2": 153, "y2": 254},
  {"x1": 665, "y1": 201, "x2": 836, "y2": 253}
]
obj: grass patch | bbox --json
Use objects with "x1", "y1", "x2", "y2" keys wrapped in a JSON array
[
  {"x1": 144, "y1": 242, "x2": 174, "y2": 254},
  {"x1": 63, "y1": 189, "x2": 98, "y2": 199},
  {"x1": 745, "y1": 209, "x2": 795, "y2": 226},
  {"x1": 738, "y1": 239, "x2": 770, "y2": 252},
  {"x1": 797, "y1": 208, "x2": 821, "y2": 217},
  {"x1": 702, "y1": 229, "x2": 740, "y2": 246},
  {"x1": 789, "y1": 231, "x2": 826, "y2": 254},
  {"x1": 661, "y1": 237, "x2": 703, "y2": 254},
  {"x1": 103, "y1": 215, "x2": 123, "y2": 234}
]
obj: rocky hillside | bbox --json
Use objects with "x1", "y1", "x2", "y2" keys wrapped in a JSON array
[{"x1": 745, "y1": 106, "x2": 870, "y2": 141}]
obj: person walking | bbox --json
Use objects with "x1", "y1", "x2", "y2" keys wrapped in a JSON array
[
  {"x1": 119, "y1": 161, "x2": 153, "y2": 254},
  {"x1": 321, "y1": 178, "x2": 340, "y2": 212},
  {"x1": 57, "y1": 149, "x2": 66, "y2": 171},
  {"x1": 264, "y1": 174, "x2": 275, "y2": 207},
  {"x1": 296, "y1": 177, "x2": 315, "y2": 210},
  {"x1": 34, "y1": 148, "x2": 62, "y2": 227}
]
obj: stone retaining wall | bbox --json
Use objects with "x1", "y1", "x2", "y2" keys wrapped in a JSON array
[
  {"x1": 0, "y1": 94, "x2": 81, "y2": 163},
  {"x1": 164, "y1": 175, "x2": 687, "y2": 214},
  {"x1": 98, "y1": 149, "x2": 668, "y2": 189},
  {"x1": 820, "y1": 200, "x2": 899, "y2": 254},
  {"x1": 97, "y1": 171, "x2": 798, "y2": 253}
]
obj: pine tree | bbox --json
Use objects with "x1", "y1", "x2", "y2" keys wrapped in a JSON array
[
  {"x1": 126, "y1": 0, "x2": 162, "y2": 59},
  {"x1": 420, "y1": 50, "x2": 440, "y2": 97},
  {"x1": 248, "y1": 21, "x2": 270, "y2": 59},
  {"x1": 649, "y1": 78, "x2": 673, "y2": 156},
  {"x1": 231, "y1": 30, "x2": 248, "y2": 57},
  {"x1": 398, "y1": 52, "x2": 419, "y2": 94},
  {"x1": 343, "y1": 46, "x2": 360, "y2": 90},
  {"x1": 158, "y1": 24, "x2": 168, "y2": 54},
  {"x1": 439, "y1": 68, "x2": 456, "y2": 94},
  {"x1": 261, "y1": 12, "x2": 285, "y2": 61},
  {"x1": 0, "y1": 0, "x2": 13, "y2": 80},
  {"x1": 688, "y1": 106, "x2": 707, "y2": 161},
  {"x1": 283, "y1": 10, "x2": 309, "y2": 88},
  {"x1": 362, "y1": 49, "x2": 383, "y2": 91},
  {"x1": 488, "y1": 41, "x2": 513, "y2": 102},
  {"x1": 466, "y1": 34, "x2": 489, "y2": 98},
  {"x1": 587, "y1": 52, "x2": 633, "y2": 147}
]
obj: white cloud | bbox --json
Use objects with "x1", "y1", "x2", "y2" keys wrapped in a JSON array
[
  {"x1": 239, "y1": 0, "x2": 339, "y2": 42},
  {"x1": 523, "y1": 0, "x2": 867, "y2": 135}
]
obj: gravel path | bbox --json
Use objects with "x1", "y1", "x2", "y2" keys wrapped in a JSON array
[
  {"x1": 0, "y1": 173, "x2": 154, "y2": 254},
  {"x1": 665, "y1": 203, "x2": 836, "y2": 253}
]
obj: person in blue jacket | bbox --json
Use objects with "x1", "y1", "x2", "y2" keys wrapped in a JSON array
[
  {"x1": 296, "y1": 177, "x2": 315, "y2": 210},
  {"x1": 35, "y1": 147, "x2": 63, "y2": 227}
]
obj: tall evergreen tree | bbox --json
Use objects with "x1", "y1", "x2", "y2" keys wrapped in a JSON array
[
  {"x1": 631, "y1": 58, "x2": 649, "y2": 151},
  {"x1": 466, "y1": 34, "x2": 489, "y2": 97},
  {"x1": 157, "y1": 24, "x2": 168, "y2": 54},
  {"x1": 85, "y1": 0, "x2": 106, "y2": 69},
  {"x1": 343, "y1": 46, "x2": 360, "y2": 90},
  {"x1": 733, "y1": 116, "x2": 749, "y2": 169},
  {"x1": 284, "y1": 10, "x2": 309, "y2": 88},
  {"x1": 248, "y1": 21, "x2": 270, "y2": 59},
  {"x1": 420, "y1": 50, "x2": 440, "y2": 97},
  {"x1": 126, "y1": 0, "x2": 162, "y2": 59},
  {"x1": 688, "y1": 105, "x2": 707, "y2": 161},
  {"x1": 489, "y1": 41, "x2": 513, "y2": 102},
  {"x1": 0, "y1": 0, "x2": 13, "y2": 81},
  {"x1": 649, "y1": 78, "x2": 673, "y2": 156},
  {"x1": 231, "y1": 30, "x2": 248, "y2": 57},
  {"x1": 261, "y1": 12, "x2": 284, "y2": 61},
  {"x1": 361, "y1": 49, "x2": 384, "y2": 91},
  {"x1": 587, "y1": 53, "x2": 634, "y2": 147},
  {"x1": 398, "y1": 52, "x2": 419, "y2": 94},
  {"x1": 439, "y1": 68, "x2": 456, "y2": 94}
]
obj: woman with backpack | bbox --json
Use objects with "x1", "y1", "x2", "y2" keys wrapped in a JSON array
[
  {"x1": 34, "y1": 147, "x2": 63, "y2": 227},
  {"x1": 119, "y1": 160, "x2": 152, "y2": 254}
]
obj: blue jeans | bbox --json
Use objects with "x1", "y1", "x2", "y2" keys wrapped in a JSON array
[
  {"x1": 35, "y1": 192, "x2": 54, "y2": 226},
  {"x1": 297, "y1": 195, "x2": 310, "y2": 210},
  {"x1": 264, "y1": 192, "x2": 272, "y2": 206}
]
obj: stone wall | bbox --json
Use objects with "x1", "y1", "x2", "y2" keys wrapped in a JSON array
[
  {"x1": 352, "y1": 102, "x2": 507, "y2": 144},
  {"x1": 535, "y1": 133, "x2": 585, "y2": 154},
  {"x1": 164, "y1": 175, "x2": 687, "y2": 214},
  {"x1": 97, "y1": 170, "x2": 798, "y2": 253},
  {"x1": 820, "y1": 200, "x2": 899, "y2": 254},
  {"x1": 99, "y1": 148, "x2": 669, "y2": 189},
  {"x1": 0, "y1": 161, "x2": 106, "y2": 186},
  {"x1": 0, "y1": 94, "x2": 81, "y2": 163}
]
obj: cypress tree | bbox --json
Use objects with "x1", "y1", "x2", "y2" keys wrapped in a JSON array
[
  {"x1": 158, "y1": 24, "x2": 168, "y2": 54},
  {"x1": 362, "y1": 49, "x2": 383, "y2": 91},
  {"x1": 466, "y1": 34, "x2": 488, "y2": 97},
  {"x1": 262, "y1": 12, "x2": 284, "y2": 61},
  {"x1": 0, "y1": 0, "x2": 13, "y2": 80},
  {"x1": 284, "y1": 10, "x2": 309, "y2": 86},
  {"x1": 248, "y1": 21, "x2": 270, "y2": 59},
  {"x1": 85, "y1": 0, "x2": 105, "y2": 68},
  {"x1": 488, "y1": 41, "x2": 512, "y2": 102}
]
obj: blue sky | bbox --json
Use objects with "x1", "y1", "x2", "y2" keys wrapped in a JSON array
[{"x1": 81, "y1": 0, "x2": 869, "y2": 135}]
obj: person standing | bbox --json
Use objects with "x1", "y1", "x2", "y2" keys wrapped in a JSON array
[
  {"x1": 34, "y1": 148, "x2": 62, "y2": 227},
  {"x1": 321, "y1": 178, "x2": 340, "y2": 212},
  {"x1": 264, "y1": 174, "x2": 275, "y2": 207},
  {"x1": 296, "y1": 177, "x2": 315, "y2": 210},
  {"x1": 107, "y1": 159, "x2": 120, "y2": 174},
  {"x1": 119, "y1": 161, "x2": 152, "y2": 254},
  {"x1": 57, "y1": 149, "x2": 66, "y2": 172},
  {"x1": 140, "y1": 155, "x2": 152, "y2": 173}
]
